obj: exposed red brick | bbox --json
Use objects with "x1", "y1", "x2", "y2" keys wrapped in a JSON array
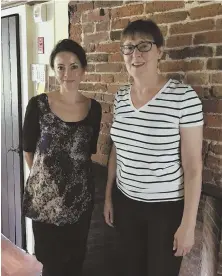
[
  {"x1": 210, "y1": 144, "x2": 222, "y2": 155},
  {"x1": 74, "y1": 2, "x2": 94, "y2": 12},
  {"x1": 101, "y1": 74, "x2": 114, "y2": 83},
  {"x1": 189, "y1": 3, "x2": 222, "y2": 20},
  {"x1": 101, "y1": 113, "x2": 113, "y2": 124},
  {"x1": 87, "y1": 53, "x2": 108, "y2": 63},
  {"x1": 96, "y1": 42, "x2": 120, "y2": 53},
  {"x1": 81, "y1": 91, "x2": 96, "y2": 99},
  {"x1": 91, "y1": 153, "x2": 109, "y2": 165},
  {"x1": 216, "y1": 18, "x2": 222, "y2": 30},
  {"x1": 87, "y1": 64, "x2": 95, "y2": 72},
  {"x1": 100, "y1": 122, "x2": 111, "y2": 135},
  {"x1": 151, "y1": 11, "x2": 188, "y2": 24},
  {"x1": 211, "y1": 86, "x2": 222, "y2": 98},
  {"x1": 202, "y1": 99, "x2": 222, "y2": 113},
  {"x1": 114, "y1": 73, "x2": 129, "y2": 83},
  {"x1": 96, "y1": 63, "x2": 122, "y2": 73},
  {"x1": 103, "y1": 93, "x2": 115, "y2": 103},
  {"x1": 94, "y1": 93, "x2": 103, "y2": 101},
  {"x1": 84, "y1": 43, "x2": 95, "y2": 53},
  {"x1": 82, "y1": 8, "x2": 110, "y2": 23},
  {"x1": 111, "y1": 18, "x2": 129, "y2": 30},
  {"x1": 207, "y1": 58, "x2": 222, "y2": 70},
  {"x1": 107, "y1": 84, "x2": 122, "y2": 94},
  {"x1": 170, "y1": 19, "x2": 215, "y2": 35},
  {"x1": 159, "y1": 60, "x2": 204, "y2": 72},
  {"x1": 101, "y1": 102, "x2": 111, "y2": 113},
  {"x1": 192, "y1": 86, "x2": 210, "y2": 99},
  {"x1": 168, "y1": 46, "x2": 213, "y2": 59},
  {"x1": 203, "y1": 138, "x2": 209, "y2": 154},
  {"x1": 84, "y1": 32, "x2": 109, "y2": 45},
  {"x1": 84, "y1": 74, "x2": 101, "y2": 82},
  {"x1": 204, "y1": 114, "x2": 222, "y2": 128},
  {"x1": 79, "y1": 83, "x2": 107, "y2": 92},
  {"x1": 111, "y1": 4, "x2": 144, "y2": 18},
  {"x1": 129, "y1": 15, "x2": 147, "y2": 22},
  {"x1": 83, "y1": 23, "x2": 94, "y2": 33},
  {"x1": 216, "y1": 45, "x2": 222, "y2": 56},
  {"x1": 166, "y1": 34, "x2": 192, "y2": 48},
  {"x1": 70, "y1": 11, "x2": 81, "y2": 24},
  {"x1": 210, "y1": 73, "x2": 222, "y2": 84},
  {"x1": 108, "y1": 53, "x2": 123, "y2": 62},
  {"x1": 194, "y1": 31, "x2": 222, "y2": 45},
  {"x1": 205, "y1": 153, "x2": 222, "y2": 169},
  {"x1": 204, "y1": 128, "x2": 222, "y2": 142},
  {"x1": 69, "y1": 24, "x2": 82, "y2": 42},
  {"x1": 98, "y1": 133, "x2": 112, "y2": 146},
  {"x1": 96, "y1": 21, "x2": 110, "y2": 32},
  {"x1": 99, "y1": 144, "x2": 112, "y2": 155},
  {"x1": 145, "y1": 1, "x2": 184, "y2": 13},
  {"x1": 94, "y1": 1, "x2": 123, "y2": 8},
  {"x1": 94, "y1": 83, "x2": 107, "y2": 92},
  {"x1": 186, "y1": 73, "x2": 209, "y2": 85},
  {"x1": 110, "y1": 31, "x2": 122, "y2": 41},
  {"x1": 159, "y1": 25, "x2": 168, "y2": 37}
]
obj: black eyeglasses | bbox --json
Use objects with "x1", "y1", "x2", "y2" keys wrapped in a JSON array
[{"x1": 120, "y1": 41, "x2": 156, "y2": 55}]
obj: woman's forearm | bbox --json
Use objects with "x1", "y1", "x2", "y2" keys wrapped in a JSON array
[
  {"x1": 181, "y1": 169, "x2": 202, "y2": 228},
  {"x1": 24, "y1": 152, "x2": 34, "y2": 170},
  {"x1": 105, "y1": 144, "x2": 117, "y2": 199}
]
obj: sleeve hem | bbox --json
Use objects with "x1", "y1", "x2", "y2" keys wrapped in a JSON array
[{"x1": 180, "y1": 122, "x2": 204, "y2": 128}]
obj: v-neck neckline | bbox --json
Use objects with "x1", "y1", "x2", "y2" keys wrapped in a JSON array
[{"x1": 129, "y1": 79, "x2": 172, "y2": 112}]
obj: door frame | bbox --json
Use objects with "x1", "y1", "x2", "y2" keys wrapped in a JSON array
[
  {"x1": 1, "y1": 13, "x2": 26, "y2": 249},
  {"x1": 2, "y1": 5, "x2": 34, "y2": 253}
]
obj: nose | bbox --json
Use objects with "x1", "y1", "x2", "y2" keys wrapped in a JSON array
[
  {"x1": 64, "y1": 68, "x2": 71, "y2": 79},
  {"x1": 132, "y1": 46, "x2": 141, "y2": 57}
]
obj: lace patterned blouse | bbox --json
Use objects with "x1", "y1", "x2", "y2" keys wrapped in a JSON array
[{"x1": 22, "y1": 94, "x2": 102, "y2": 226}]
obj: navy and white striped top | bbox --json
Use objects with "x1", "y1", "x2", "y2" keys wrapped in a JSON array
[{"x1": 110, "y1": 79, "x2": 203, "y2": 202}]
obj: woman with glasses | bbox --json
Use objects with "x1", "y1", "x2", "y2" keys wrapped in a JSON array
[{"x1": 104, "y1": 20, "x2": 203, "y2": 276}]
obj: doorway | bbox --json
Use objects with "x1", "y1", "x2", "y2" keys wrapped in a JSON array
[{"x1": 1, "y1": 14, "x2": 25, "y2": 249}]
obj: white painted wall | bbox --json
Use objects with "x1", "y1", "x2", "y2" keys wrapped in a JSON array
[
  {"x1": 32, "y1": 0, "x2": 69, "y2": 77},
  {"x1": 1, "y1": 0, "x2": 69, "y2": 254}
]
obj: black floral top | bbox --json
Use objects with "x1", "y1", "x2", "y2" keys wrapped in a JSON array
[{"x1": 22, "y1": 93, "x2": 102, "y2": 226}]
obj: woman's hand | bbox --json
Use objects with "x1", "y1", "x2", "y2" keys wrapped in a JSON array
[
  {"x1": 104, "y1": 197, "x2": 114, "y2": 227},
  {"x1": 173, "y1": 224, "x2": 195, "y2": 257}
]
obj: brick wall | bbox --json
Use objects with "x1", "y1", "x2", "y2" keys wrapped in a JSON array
[{"x1": 68, "y1": 1, "x2": 222, "y2": 275}]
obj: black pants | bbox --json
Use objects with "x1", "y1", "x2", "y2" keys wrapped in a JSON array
[
  {"x1": 113, "y1": 187, "x2": 184, "y2": 276},
  {"x1": 32, "y1": 209, "x2": 92, "y2": 276}
]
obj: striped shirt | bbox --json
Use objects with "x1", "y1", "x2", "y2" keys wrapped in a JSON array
[{"x1": 110, "y1": 79, "x2": 203, "y2": 202}]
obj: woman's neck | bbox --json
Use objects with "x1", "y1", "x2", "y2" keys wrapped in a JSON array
[
  {"x1": 132, "y1": 74, "x2": 166, "y2": 94},
  {"x1": 59, "y1": 87, "x2": 84, "y2": 104}
]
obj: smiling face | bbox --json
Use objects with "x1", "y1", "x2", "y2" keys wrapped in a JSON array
[
  {"x1": 121, "y1": 34, "x2": 163, "y2": 78},
  {"x1": 54, "y1": 51, "x2": 85, "y2": 91}
]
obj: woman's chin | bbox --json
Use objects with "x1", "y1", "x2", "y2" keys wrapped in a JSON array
[
  {"x1": 63, "y1": 82, "x2": 77, "y2": 89},
  {"x1": 130, "y1": 69, "x2": 146, "y2": 79}
]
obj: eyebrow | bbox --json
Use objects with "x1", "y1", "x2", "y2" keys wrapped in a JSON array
[
  {"x1": 123, "y1": 40, "x2": 154, "y2": 44},
  {"x1": 57, "y1": 62, "x2": 79, "y2": 66}
]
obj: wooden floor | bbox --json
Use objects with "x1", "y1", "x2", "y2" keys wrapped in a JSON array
[{"x1": 1, "y1": 235, "x2": 42, "y2": 276}]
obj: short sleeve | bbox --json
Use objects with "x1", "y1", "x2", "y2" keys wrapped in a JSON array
[
  {"x1": 23, "y1": 96, "x2": 40, "y2": 152},
  {"x1": 180, "y1": 87, "x2": 204, "y2": 127},
  {"x1": 91, "y1": 100, "x2": 102, "y2": 154}
]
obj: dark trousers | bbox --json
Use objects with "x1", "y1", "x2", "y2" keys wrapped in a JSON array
[
  {"x1": 32, "y1": 209, "x2": 92, "y2": 276},
  {"x1": 113, "y1": 187, "x2": 184, "y2": 276}
]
